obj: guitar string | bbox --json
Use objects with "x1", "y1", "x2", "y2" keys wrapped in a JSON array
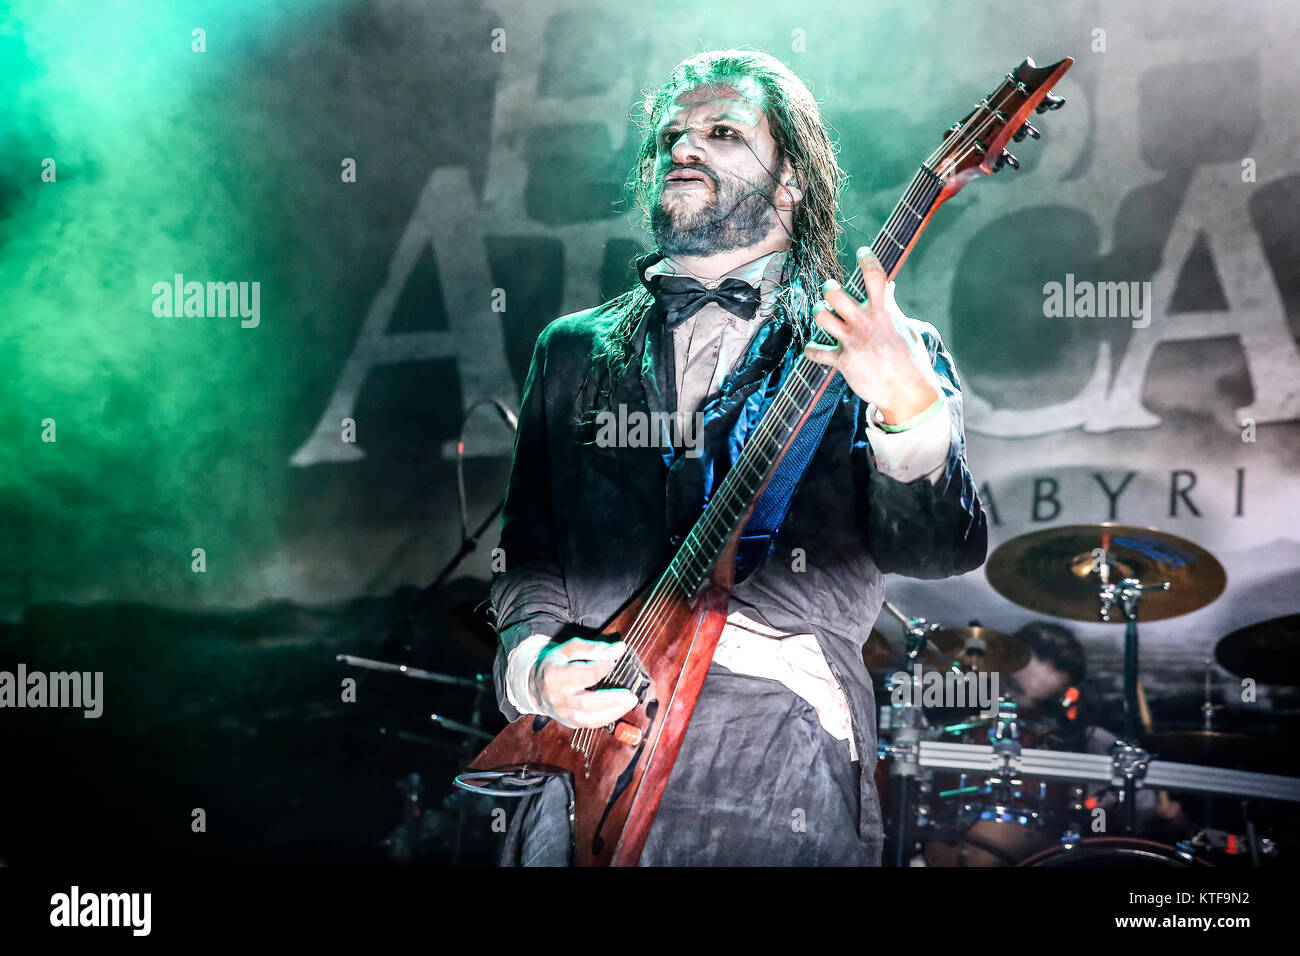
[{"x1": 571, "y1": 80, "x2": 1031, "y2": 754}]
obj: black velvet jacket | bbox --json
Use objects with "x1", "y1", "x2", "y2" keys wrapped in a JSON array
[{"x1": 488, "y1": 252, "x2": 988, "y2": 847}]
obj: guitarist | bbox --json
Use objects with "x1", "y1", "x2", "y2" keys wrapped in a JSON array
[{"x1": 490, "y1": 49, "x2": 987, "y2": 865}]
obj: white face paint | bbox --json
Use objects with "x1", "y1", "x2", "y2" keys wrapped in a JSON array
[{"x1": 650, "y1": 79, "x2": 791, "y2": 257}]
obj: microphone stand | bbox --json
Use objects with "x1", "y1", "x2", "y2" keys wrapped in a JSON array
[
  {"x1": 382, "y1": 398, "x2": 517, "y2": 657},
  {"x1": 365, "y1": 400, "x2": 515, "y2": 863},
  {"x1": 381, "y1": 500, "x2": 504, "y2": 658}
]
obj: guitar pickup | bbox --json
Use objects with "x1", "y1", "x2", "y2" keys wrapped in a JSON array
[
  {"x1": 625, "y1": 668, "x2": 651, "y2": 702},
  {"x1": 592, "y1": 643, "x2": 651, "y2": 704}
]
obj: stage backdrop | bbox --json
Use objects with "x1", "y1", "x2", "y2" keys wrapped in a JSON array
[{"x1": 4, "y1": 0, "x2": 1299, "y2": 707}]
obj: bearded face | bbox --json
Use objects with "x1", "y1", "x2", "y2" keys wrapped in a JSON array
[
  {"x1": 648, "y1": 81, "x2": 789, "y2": 258},
  {"x1": 651, "y1": 159, "x2": 781, "y2": 257}
]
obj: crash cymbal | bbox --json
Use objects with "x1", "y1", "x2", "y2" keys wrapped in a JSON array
[
  {"x1": 861, "y1": 629, "x2": 893, "y2": 670},
  {"x1": 1142, "y1": 731, "x2": 1279, "y2": 773},
  {"x1": 921, "y1": 626, "x2": 1030, "y2": 673},
  {"x1": 1215, "y1": 614, "x2": 1300, "y2": 686},
  {"x1": 986, "y1": 524, "x2": 1226, "y2": 623}
]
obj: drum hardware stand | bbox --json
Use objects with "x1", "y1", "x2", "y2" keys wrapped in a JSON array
[
  {"x1": 337, "y1": 655, "x2": 497, "y2": 864},
  {"x1": 1199, "y1": 658, "x2": 1218, "y2": 732},
  {"x1": 431, "y1": 672, "x2": 494, "y2": 864},
  {"x1": 880, "y1": 600, "x2": 945, "y2": 866},
  {"x1": 1184, "y1": 814, "x2": 1275, "y2": 863},
  {"x1": 917, "y1": 739, "x2": 1300, "y2": 798},
  {"x1": 1107, "y1": 739, "x2": 1152, "y2": 832},
  {"x1": 429, "y1": 712, "x2": 494, "y2": 742},
  {"x1": 991, "y1": 698, "x2": 1021, "y2": 756},
  {"x1": 382, "y1": 772, "x2": 422, "y2": 863},
  {"x1": 1239, "y1": 799, "x2": 1264, "y2": 866},
  {"x1": 880, "y1": 691, "x2": 927, "y2": 867},
  {"x1": 883, "y1": 599, "x2": 947, "y2": 664},
  {"x1": 1197, "y1": 658, "x2": 1221, "y2": 830},
  {"x1": 986, "y1": 698, "x2": 1026, "y2": 812},
  {"x1": 941, "y1": 719, "x2": 989, "y2": 736},
  {"x1": 336, "y1": 654, "x2": 485, "y2": 690},
  {"x1": 1095, "y1": 542, "x2": 1170, "y2": 834}
]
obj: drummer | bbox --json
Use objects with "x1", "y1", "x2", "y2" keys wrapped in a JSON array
[{"x1": 1005, "y1": 621, "x2": 1192, "y2": 839}]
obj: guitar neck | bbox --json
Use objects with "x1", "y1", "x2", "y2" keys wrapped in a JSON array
[{"x1": 658, "y1": 163, "x2": 948, "y2": 601}]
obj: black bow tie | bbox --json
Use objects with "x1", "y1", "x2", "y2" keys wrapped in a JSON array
[{"x1": 650, "y1": 274, "x2": 762, "y2": 330}]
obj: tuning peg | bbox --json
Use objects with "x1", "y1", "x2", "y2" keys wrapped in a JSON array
[
  {"x1": 1013, "y1": 121, "x2": 1040, "y2": 142},
  {"x1": 993, "y1": 150, "x2": 1019, "y2": 172},
  {"x1": 1035, "y1": 91, "x2": 1065, "y2": 114}
]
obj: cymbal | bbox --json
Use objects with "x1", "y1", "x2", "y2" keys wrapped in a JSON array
[
  {"x1": 861, "y1": 629, "x2": 893, "y2": 670},
  {"x1": 1216, "y1": 613, "x2": 1300, "y2": 686},
  {"x1": 1142, "y1": 731, "x2": 1280, "y2": 772},
  {"x1": 921, "y1": 626, "x2": 1030, "y2": 673},
  {"x1": 986, "y1": 524, "x2": 1226, "y2": 623}
]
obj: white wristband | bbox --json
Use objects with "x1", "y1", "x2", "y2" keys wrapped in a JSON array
[
  {"x1": 864, "y1": 396, "x2": 953, "y2": 485},
  {"x1": 504, "y1": 634, "x2": 556, "y2": 715}
]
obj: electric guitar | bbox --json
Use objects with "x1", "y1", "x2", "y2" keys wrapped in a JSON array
[{"x1": 458, "y1": 55, "x2": 1074, "y2": 865}]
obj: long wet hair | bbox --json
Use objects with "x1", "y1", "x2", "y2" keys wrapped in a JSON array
[{"x1": 587, "y1": 49, "x2": 848, "y2": 414}]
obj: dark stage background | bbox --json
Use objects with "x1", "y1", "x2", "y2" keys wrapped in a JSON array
[{"x1": 2, "y1": 0, "x2": 1298, "y2": 865}]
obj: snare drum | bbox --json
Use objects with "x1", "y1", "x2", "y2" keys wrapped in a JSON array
[{"x1": 1017, "y1": 837, "x2": 1212, "y2": 867}]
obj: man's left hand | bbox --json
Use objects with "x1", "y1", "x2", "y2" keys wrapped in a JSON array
[{"x1": 804, "y1": 246, "x2": 940, "y2": 425}]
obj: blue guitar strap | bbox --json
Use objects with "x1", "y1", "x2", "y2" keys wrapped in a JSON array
[{"x1": 733, "y1": 367, "x2": 849, "y2": 581}]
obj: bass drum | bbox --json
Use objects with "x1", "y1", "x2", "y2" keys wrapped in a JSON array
[{"x1": 1018, "y1": 837, "x2": 1212, "y2": 867}]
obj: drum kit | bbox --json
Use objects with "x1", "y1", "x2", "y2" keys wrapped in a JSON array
[
  {"x1": 334, "y1": 649, "x2": 502, "y2": 865},
  {"x1": 873, "y1": 523, "x2": 1300, "y2": 868}
]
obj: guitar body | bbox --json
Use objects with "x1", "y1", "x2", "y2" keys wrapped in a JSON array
[{"x1": 467, "y1": 575, "x2": 733, "y2": 867}]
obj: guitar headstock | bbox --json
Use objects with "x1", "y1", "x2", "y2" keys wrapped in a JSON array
[{"x1": 931, "y1": 56, "x2": 1074, "y2": 196}]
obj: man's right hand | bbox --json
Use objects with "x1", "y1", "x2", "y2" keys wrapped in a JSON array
[{"x1": 528, "y1": 638, "x2": 638, "y2": 729}]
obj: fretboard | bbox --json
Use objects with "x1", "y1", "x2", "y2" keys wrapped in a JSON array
[{"x1": 661, "y1": 163, "x2": 945, "y2": 598}]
